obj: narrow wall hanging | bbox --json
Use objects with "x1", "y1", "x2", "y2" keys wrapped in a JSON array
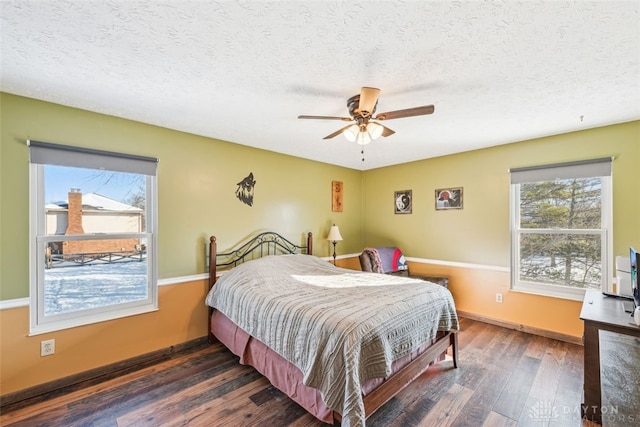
[{"x1": 332, "y1": 181, "x2": 343, "y2": 212}]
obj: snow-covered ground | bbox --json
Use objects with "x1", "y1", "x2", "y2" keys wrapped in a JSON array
[
  {"x1": 520, "y1": 255, "x2": 601, "y2": 288},
  {"x1": 44, "y1": 261, "x2": 147, "y2": 315}
]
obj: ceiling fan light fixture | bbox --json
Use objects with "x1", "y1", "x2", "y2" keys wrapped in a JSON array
[
  {"x1": 298, "y1": 87, "x2": 434, "y2": 149},
  {"x1": 367, "y1": 122, "x2": 383, "y2": 140},
  {"x1": 343, "y1": 124, "x2": 359, "y2": 142},
  {"x1": 356, "y1": 129, "x2": 372, "y2": 145}
]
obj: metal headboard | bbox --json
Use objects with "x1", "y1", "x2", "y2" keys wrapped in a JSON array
[{"x1": 208, "y1": 231, "x2": 313, "y2": 289}]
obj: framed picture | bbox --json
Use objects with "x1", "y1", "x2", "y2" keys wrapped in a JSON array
[
  {"x1": 394, "y1": 190, "x2": 412, "y2": 214},
  {"x1": 435, "y1": 187, "x2": 463, "y2": 210}
]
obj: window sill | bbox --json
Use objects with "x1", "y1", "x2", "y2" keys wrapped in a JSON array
[
  {"x1": 511, "y1": 282, "x2": 588, "y2": 302},
  {"x1": 29, "y1": 305, "x2": 158, "y2": 336}
]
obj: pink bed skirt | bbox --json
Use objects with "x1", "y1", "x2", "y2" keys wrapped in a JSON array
[{"x1": 211, "y1": 309, "x2": 443, "y2": 424}]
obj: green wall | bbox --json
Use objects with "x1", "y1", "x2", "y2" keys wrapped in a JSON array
[
  {"x1": 0, "y1": 93, "x2": 363, "y2": 300},
  {"x1": 2, "y1": 92, "x2": 638, "y2": 302},
  {"x1": 362, "y1": 121, "x2": 640, "y2": 267}
]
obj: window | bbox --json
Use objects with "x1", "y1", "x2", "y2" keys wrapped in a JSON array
[
  {"x1": 29, "y1": 140, "x2": 158, "y2": 334},
  {"x1": 510, "y1": 158, "x2": 612, "y2": 300}
]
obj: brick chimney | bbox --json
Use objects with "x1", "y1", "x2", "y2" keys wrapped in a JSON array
[{"x1": 65, "y1": 188, "x2": 84, "y2": 235}]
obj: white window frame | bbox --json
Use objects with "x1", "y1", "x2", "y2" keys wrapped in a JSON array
[
  {"x1": 28, "y1": 140, "x2": 158, "y2": 335},
  {"x1": 509, "y1": 158, "x2": 613, "y2": 301}
]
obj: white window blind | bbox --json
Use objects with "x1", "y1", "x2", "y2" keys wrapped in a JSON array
[
  {"x1": 510, "y1": 157, "x2": 612, "y2": 184},
  {"x1": 28, "y1": 140, "x2": 158, "y2": 176}
]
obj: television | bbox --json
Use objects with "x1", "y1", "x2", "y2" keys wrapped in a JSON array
[{"x1": 632, "y1": 247, "x2": 640, "y2": 310}]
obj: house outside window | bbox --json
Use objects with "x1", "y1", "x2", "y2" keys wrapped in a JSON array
[
  {"x1": 29, "y1": 140, "x2": 158, "y2": 334},
  {"x1": 510, "y1": 158, "x2": 612, "y2": 301}
]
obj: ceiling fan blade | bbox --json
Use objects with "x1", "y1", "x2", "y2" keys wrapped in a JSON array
[
  {"x1": 374, "y1": 105, "x2": 435, "y2": 121},
  {"x1": 380, "y1": 124, "x2": 395, "y2": 137},
  {"x1": 298, "y1": 115, "x2": 352, "y2": 121},
  {"x1": 323, "y1": 124, "x2": 354, "y2": 140},
  {"x1": 359, "y1": 87, "x2": 380, "y2": 116}
]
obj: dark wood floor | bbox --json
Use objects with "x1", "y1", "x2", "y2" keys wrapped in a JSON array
[{"x1": 0, "y1": 319, "x2": 610, "y2": 426}]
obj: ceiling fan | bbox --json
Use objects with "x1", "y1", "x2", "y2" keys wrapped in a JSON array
[{"x1": 298, "y1": 87, "x2": 434, "y2": 145}]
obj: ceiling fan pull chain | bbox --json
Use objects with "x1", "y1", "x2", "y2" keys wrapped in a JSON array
[{"x1": 361, "y1": 146, "x2": 365, "y2": 162}]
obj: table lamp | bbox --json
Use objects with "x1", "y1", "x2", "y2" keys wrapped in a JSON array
[{"x1": 326, "y1": 224, "x2": 343, "y2": 265}]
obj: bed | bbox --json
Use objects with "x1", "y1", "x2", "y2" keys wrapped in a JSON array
[{"x1": 205, "y1": 231, "x2": 459, "y2": 427}]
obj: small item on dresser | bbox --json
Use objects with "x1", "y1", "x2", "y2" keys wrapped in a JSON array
[{"x1": 634, "y1": 306, "x2": 640, "y2": 326}]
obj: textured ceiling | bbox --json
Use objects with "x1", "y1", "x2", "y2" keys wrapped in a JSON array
[{"x1": 1, "y1": 1, "x2": 639, "y2": 170}]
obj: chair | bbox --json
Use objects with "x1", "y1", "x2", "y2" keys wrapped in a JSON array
[
  {"x1": 359, "y1": 247, "x2": 410, "y2": 277},
  {"x1": 359, "y1": 247, "x2": 449, "y2": 287}
]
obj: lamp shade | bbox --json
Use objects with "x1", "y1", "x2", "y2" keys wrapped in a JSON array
[
  {"x1": 343, "y1": 123, "x2": 382, "y2": 145},
  {"x1": 343, "y1": 124, "x2": 359, "y2": 142},
  {"x1": 326, "y1": 224, "x2": 343, "y2": 242},
  {"x1": 367, "y1": 122, "x2": 384, "y2": 140},
  {"x1": 356, "y1": 130, "x2": 372, "y2": 146}
]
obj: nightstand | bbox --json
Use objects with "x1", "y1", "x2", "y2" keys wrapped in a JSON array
[
  {"x1": 410, "y1": 274, "x2": 449, "y2": 288},
  {"x1": 384, "y1": 270, "x2": 449, "y2": 288}
]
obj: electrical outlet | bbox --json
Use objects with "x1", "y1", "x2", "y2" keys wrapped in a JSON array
[
  {"x1": 41, "y1": 339, "x2": 55, "y2": 356},
  {"x1": 496, "y1": 293, "x2": 503, "y2": 304}
]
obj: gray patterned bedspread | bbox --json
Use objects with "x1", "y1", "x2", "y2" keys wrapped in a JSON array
[{"x1": 205, "y1": 254, "x2": 459, "y2": 427}]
